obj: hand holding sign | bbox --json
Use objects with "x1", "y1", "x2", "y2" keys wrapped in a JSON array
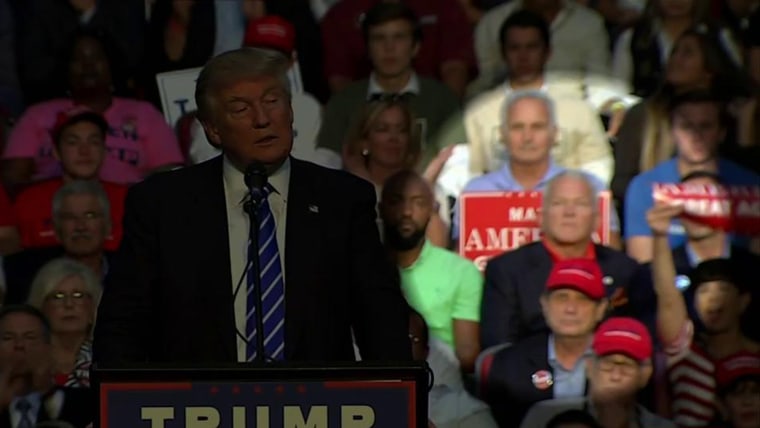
[{"x1": 646, "y1": 201, "x2": 684, "y2": 237}]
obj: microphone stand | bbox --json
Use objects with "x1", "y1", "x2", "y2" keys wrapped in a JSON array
[{"x1": 244, "y1": 197, "x2": 267, "y2": 363}]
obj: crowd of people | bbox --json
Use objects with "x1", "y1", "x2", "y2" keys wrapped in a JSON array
[{"x1": 0, "y1": 0, "x2": 759, "y2": 427}]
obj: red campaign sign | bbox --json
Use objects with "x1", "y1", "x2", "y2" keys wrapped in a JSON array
[
  {"x1": 458, "y1": 191, "x2": 612, "y2": 270},
  {"x1": 653, "y1": 183, "x2": 760, "y2": 235}
]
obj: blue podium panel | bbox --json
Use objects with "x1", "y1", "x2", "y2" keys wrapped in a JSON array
[{"x1": 94, "y1": 363, "x2": 428, "y2": 428}]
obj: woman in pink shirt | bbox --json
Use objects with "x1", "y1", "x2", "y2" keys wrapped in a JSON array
[{"x1": 2, "y1": 29, "x2": 184, "y2": 187}]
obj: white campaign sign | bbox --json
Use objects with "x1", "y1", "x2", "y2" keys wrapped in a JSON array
[{"x1": 155, "y1": 67, "x2": 203, "y2": 127}]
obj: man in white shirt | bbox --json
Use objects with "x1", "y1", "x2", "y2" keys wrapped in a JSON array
[{"x1": 465, "y1": 10, "x2": 613, "y2": 184}]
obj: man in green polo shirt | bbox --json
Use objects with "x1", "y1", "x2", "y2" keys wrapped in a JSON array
[{"x1": 380, "y1": 170, "x2": 482, "y2": 372}]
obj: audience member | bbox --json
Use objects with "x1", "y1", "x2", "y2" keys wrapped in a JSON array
[
  {"x1": 26, "y1": 259, "x2": 100, "y2": 388},
  {"x1": 2, "y1": 29, "x2": 183, "y2": 188},
  {"x1": 612, "y1": 29, "x2": 755, "y2": 204},
  {"x1": 16, "y1": 0, "x2": 144, "y2": 104},
  {"x1": 454, "y1": 91, "x2": 621, "y2": 247},
  {"x1": 0, "y1": 186, "x2": 20, "y2": 256},
  {"x1": 464, "y1": 11, "x2": 614, "y2": 184},
  {"x1": 483, "y1": 259, "x2": 610, "y2": 427},
  {"x1": 642, "y1": 171, "x2": 760, "y2": 341},
  {"x1": 12, "y1": 110, "x2": 127, "y2": 251},
  {"x1": 408, "y1": 307, "x2": 497, "y2": 428},
  {"x1": 142, "y1": 0, "x2": 217, "y2": 108},
  {"x1": 480, "y1": 171, "x2": 643, "y2": 348},
  {"x1": 612, "y1": 0, "x2": 741, "y2": 98},
  {"x1": 714, "y1": 353, "x2": 760, "y2": 428},
  {"x1": 0, "y1": 305, "x2": 91, "y2": 427},
  {"x1": 3, "y1": 180, "x2": 113, "y2": 305},
  {"x1": 472, "y1": 0, "x2": 615, "y2": 107},
  {"x1": 189, "y1": 16, "x2": 338, "y2": 169},
  {"x1": 652, "y1": 216, "x2": 758, "y2": 427},
  {"x1": 380, "y1": 171, "x2": 482, "y2": 371},
  {"x1": 321, "y1": 0, "x2": 474, "y2": 99},
  {"x1": 520, "y1": 317, "x2": 675, "y2": 428},
  {"x1": 317, "y1": 2, "x2": 461, "y2": 169},
  {"x1": 93, "y1": 48, "x2": 411, "y2": 364},
  {"x1": 713, "y1": 0, "x2": 759, "y2": 52},
  {"x1": 624, "y1": 89, "x2": 760, "y2": 262}
]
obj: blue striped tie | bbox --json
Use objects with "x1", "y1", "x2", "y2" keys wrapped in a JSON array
[{"x1": 246, "y1": 184, "x2": 285, "y2": 361}]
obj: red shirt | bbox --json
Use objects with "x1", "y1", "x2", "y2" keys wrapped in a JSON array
[
  {"x1": 0, "y1": 185, "x2": 15, "y2": 227},
  {"x1": 321, "y1": 0, "x2": 475, "y2": 81},
  {"x1": 542, "y1": 239, "x2": 597, "y2": 261},
  {"x1": 13, "y1": 178, "x2": 127, "y2": 251}
]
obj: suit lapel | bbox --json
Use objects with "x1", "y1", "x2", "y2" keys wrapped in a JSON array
[
  {"x1": 191, "y1": 156, "x2": 236, "y2": 360},
  {"x1": 283, "y1": 158, "x2": 322, "y2": 358}
]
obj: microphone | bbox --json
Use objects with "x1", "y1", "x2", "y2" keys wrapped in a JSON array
[{"x1": 244, "y1": 162, "x2": 268, "y2": 211}]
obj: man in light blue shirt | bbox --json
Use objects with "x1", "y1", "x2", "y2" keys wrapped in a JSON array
[{"x1": 453, "y1": 89, "x2": 620, "y2": 246}]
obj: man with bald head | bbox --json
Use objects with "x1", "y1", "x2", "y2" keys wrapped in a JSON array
[{"x1": 380, "y1": 170, "x2": 497, "y2": 427}]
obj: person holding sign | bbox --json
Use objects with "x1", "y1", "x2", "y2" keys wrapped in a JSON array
[
  {"x1": 624, "y1": 89, "x2": 760, "y2": 263},
  {"x1": 453, "y1": 89, "x2": 621, "y2": 248},
  {"x1": 480, "y1": 171, "x2": 644, "y2": 348}
]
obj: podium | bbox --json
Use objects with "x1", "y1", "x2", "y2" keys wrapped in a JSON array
[{"x1": 92, "y1": 362, "x2": 429, "y2": 428}]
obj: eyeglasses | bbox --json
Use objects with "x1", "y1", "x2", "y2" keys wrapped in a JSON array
[
  {"x1": 596, "y1": 357, "x2": 642, "y2": 376},
  {"x1": 45, "y1": 291, "x2": 91, "y2": 305},
  {"x1": 58, "y1": 211, "x2": 103, "y2": 222}
]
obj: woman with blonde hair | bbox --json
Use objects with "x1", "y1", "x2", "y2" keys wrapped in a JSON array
[
  {"x1": 342, "y1": 99, "x2": 453, "y2": 247},
  {"x1": 27, "y1": 258, "x2": 101, "y2": 388}
]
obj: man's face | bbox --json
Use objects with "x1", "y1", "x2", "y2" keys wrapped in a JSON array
[
  {"x1": 68, "y1": 36, "x2": 111, "y2": 93},
  {"x1": 367, "y1": 19, "x2": 419, "y2": 79},
  {"x1": 56, "y1": 121, "x2": 106, "y2": 180},
  {"x1": 56, "y1": 193, "x2": 108, "y2": 257},
  {"x1": 671, "y1": 102, "x2": 725, "y2": 166},
  {"x1": 722, "y1": 380, "x2": 760, "y2": 428},
  {"x1": 694, "y1": 280, "x2": 748, "y2": 334},
  {"x1": 503, "y1": 98, "x2": 556, "y2": 166},
  {"x1": 503, "y1": 27, "x2": 549, "y2": 83},
  {"x1": 540, "y1": 176, "x2": 598, "y2": 245},
  {"x1": 201, "y1": 77, "x2": 294, "y2": 170},
  {"x1": 381, "y1": 178, "x2": 432, "y2": 251},
  {"x1": 588, "y1": 354, "x2": 650, "y2": 402},
  {"x1": 680, "y1": 176, "x2": 721, "y2": 240},
  {"x1": 0, "y1": 313, "x2": 49, "y2": 371},
  {"x1": 541, "y1": 289, "x2": 605, "y2": 337}
]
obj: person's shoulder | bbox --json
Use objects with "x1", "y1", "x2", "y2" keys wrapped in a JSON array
[
  {"x1": 720, "y1": 158, "x2": 760, "y2": 183},
  {"x1": 418, "y1": 77, "x2": 456, "y2": 98},
  {"x1": 499, "y1": 330, "x2": 548, "y2": 355},
  {"x1": 465, "y1": 86, "x2": 504, "y2": 117},
  {"x1": 328, "y1": 80, "x2": 369, "y2": 103},
  {"x1": 130, "y1": 159, "x2": 217, "y2": 196},
  {"x1": 291, "y1": 92, "x2": 322, "y2": 114},
  {"x1": 15, "y1": 178, "x2": 61, "y2": 204},
  {"x1": 322, "y1": 0, "x2": 366, "y2": 22},
  {"x1": 595, "y1": 244, "x2": 638, "y2": 268},
  {"x1": 629, "y1": 159, "x2": 675, "y2": 189},
  {"x1": 480, "y1": 1, "x2": 517, "y2": 27},
  {"x1": 21, "y1": 99, "x2": 72, "y2": 117},
  {"x1": 292, "y1": 158, "x2": 372, "y2": 192},
  {"x1": 566, "y1": 1, "x2": 604, "y2": 24},
  {"x1": 487, "y1": 241, "x2": 545, "y2": 268},
  {"x1": 462, "y1": 170, "x2": 504, "y2": 192},
  {"x1": 428, "y1": 243, "x2": 479, "y2": 272}
]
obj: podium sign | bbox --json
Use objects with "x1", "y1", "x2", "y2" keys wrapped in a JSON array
[
  {"x1": 93, "y1": 363, "x2": 428, "y2": 428},
  {"x1": 459, "y1": 191, "x2": 611, "y2": 270}
]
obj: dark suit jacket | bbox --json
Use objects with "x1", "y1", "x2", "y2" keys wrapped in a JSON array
[
  {"x1": 485, "y1": 332, "x2": 555, "y2": 427},
  {"x1": 93, "y1": 156, "x2": 411, "y2": 364},
  {"x1": 481, "y1": 242, "x2": 645, "y2": 348},
  {"x1": 0, "y1": 388, "x2": 92, "y2": 428},
  {"x1": 3, "y1": 248, "x2": 114, "y2": 305}
]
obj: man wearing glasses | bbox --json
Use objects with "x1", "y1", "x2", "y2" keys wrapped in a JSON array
[{"x1": 520, "y1": 317, "x2": 675, "y2": 428}]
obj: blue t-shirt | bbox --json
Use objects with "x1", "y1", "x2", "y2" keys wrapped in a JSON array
[{"x1": 623, "y1": 158, "x2": 760, "y2": 247}]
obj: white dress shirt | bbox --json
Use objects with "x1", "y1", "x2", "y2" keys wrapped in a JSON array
[
  {"x1": 367, "y1": 72, "x2": 421, "y2": 98},
  {"x1": 10, "y1": 393, "x2": 41, "y2": 428},
  {"x1": 223, "y1": 156, "x2": 290, "y2": 362}
]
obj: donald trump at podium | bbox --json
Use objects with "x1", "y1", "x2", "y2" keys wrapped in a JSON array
[{"x1": 93, "y1": 48, "x2": 411, "y2": 364}]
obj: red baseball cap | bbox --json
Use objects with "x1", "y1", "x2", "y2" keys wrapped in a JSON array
[
  {"x1": 546, "y1": 259, "x2": 605, "y2": 300},
  {"x1": 593, "y1": 317, "x2": 653, "y2": 362},
  {"x1": 243, "y1": 16, "x2": 296, "y2": 55},
  {"x1": 716, "y1": 352, "x2": 760, "y2": 392}
]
